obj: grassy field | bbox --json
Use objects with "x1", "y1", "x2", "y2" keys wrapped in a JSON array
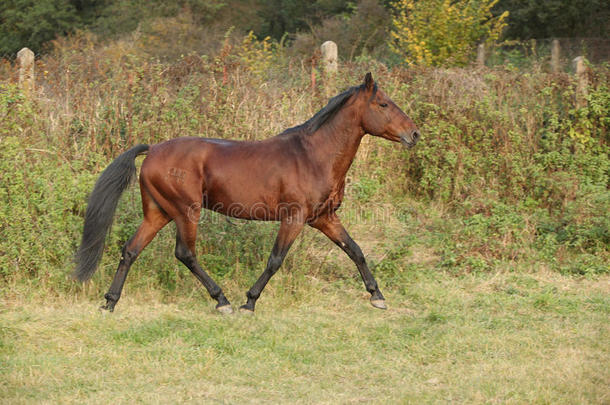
[{"x1": 1, "y1": 268, "x2": 608, "y2": 404}]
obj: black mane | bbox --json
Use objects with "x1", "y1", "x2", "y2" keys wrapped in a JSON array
[{"x1": 281, "y1": 85, "x2": 363, "y2": 135}]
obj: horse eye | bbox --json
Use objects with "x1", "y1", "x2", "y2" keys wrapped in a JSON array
[{"x1": 379, "y1": 103, "x2": 388, "y2": 108}]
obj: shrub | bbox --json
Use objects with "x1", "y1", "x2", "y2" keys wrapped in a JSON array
[{"x1": 390, "y1": 0, "x2": 508, "y2": 66}]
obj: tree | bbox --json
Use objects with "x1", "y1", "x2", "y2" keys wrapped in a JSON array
[
  {"x1": 0, "y1": 0, "x2": 80, "y2": 56},
  {"x1": 390, "y1": 0, "x2": 508, "y2": 66},
  {"x1": 495, "y1": 0, "x2": 609, "y2": 39},
  {"x1": 290, "y1": 0, "x2": 390, "y2": 61},
  {"x1": 0, "y1": 0, "x2": 226, "y2": 57},
  {"x1": 253, "y1": 0, "x2": 350, "y2": 40}
]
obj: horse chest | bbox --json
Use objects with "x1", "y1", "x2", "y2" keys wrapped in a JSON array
[{"x1": 317, "y1": 179, "x2": 346, "y2": 214}]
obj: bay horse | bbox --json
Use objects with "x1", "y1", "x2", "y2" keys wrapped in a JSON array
[{"x1": 74, "y1": 73, "x2": 420, "y2": 314}]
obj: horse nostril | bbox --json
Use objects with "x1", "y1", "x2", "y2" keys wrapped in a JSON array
[{"x1": 412, "y1": 130, "x2": 420, "y2": 141}]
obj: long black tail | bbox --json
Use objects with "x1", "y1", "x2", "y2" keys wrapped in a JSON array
[{"x1": 74, "y1": 144, "x2": 150, "y2": 282}]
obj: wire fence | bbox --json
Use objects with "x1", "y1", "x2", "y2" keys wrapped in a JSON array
[
  {"x1": 485, "y1": 37, "x2": 610, "y2": 71},
  {"x1": 1, "y1": 37, "x2": 608, "y2": 84}
]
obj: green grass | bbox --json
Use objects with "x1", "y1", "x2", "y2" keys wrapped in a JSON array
[{"x1": 2, "y1": 270, "x2": 608, "y2": 404}]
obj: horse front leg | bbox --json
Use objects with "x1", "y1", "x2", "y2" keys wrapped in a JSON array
[
  {"x1": 310, "y1": 214, "x2": 386, "y2": 309},
  {"x1": 240, "y1": 219, "x2": 304, "y2": 313}
]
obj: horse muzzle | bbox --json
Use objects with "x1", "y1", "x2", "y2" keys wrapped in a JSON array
[{"x1": 400, "y1": 130, "x2": 420, "y2": 149}]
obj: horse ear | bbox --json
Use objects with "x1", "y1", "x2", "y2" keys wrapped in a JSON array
[{"x1": 364, "y1": 72, "x2": 374, "y2": 90}]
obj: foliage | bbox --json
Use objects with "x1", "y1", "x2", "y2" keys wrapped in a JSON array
[
  {"x1": 253, "y1": 0, "x2": 351, "y2": 41},
  {"x1": 397, "y1": 68, "x2": 608, "y2": 272},
  {"x1": 0, "y1": 136, "x2": 97, "y2": 287},
  {"x1": 291, "y1": 0, "x2": 390, "y2": 61},
  {"x1": 89, "y1": 0, "x2": 225, "y2": 38},
  {"x1": 495, "y1": 0, "x2": 609, "y2": 39},
  {"x1": 239, "y1": 31, "x2": 275, "y2": 79},
  {"x1": 390, "y1": 0, "x2": 508, "y2": 66},
  {"x1": 0, "y1": 35, "x2": 608, "y2": 295},
  {"x1": 0, "y1": 0, "x2": 225, "y2": 56},
  {"x1": 1, "y1": 0, "x2": 608, "y2": 63},
  {"x1": 0, "y1": 0, "x2": 80, "y2": 55}
]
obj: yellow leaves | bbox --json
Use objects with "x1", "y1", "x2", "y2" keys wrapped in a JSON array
[
  {"x1": 239, "y1": 31, "x2": 274, "y2": 79},
  {"x1": 390, "y1": 0, "x2": 509, "y2": 67},
  {"x1": 568, "y1": 115, "x2": 594, "y2": 145}
]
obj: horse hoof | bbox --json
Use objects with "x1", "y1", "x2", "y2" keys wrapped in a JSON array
[
  {"x1": 239, "y1": 306, "x2": 255, "y2": 315},
  {"x1": 216, "y1": 304, "x2": 233, "y2": 315},
  {"x1": 99, "y1": 304, "x2": 114, "y2": 313},
  {"x1": 370, "y1": 299, "x2": 387, "y2": 310}
]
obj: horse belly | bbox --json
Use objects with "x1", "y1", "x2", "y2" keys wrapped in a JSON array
[
  {"x1": 200, "y1": 141, "x2": 309, "y2": 221},
  {"x1": 202, "y1": 168, "x2": 283, "y2": 221}
]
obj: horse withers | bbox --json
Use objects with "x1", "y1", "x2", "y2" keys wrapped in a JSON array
[{"x1": 74, "y1": 73, "x2": 420, "y2": 314}]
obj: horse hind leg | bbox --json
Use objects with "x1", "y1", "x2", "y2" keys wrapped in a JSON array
[
  {"x1": 174, "y1": 215, "x2": 232, "y2": 314},
  {"x1": 101, "y1": 195, "x2": 170, "y2": 312}
]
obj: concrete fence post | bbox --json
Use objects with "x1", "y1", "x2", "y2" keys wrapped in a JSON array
[
  {"x1": 572, "y1": 56, "x2": 588, "y2": 107},
  {"x1": 320, "y1": 41, "x2": 338, "y2": 74},
  {"x1": 17, "y1": 47, "x2": 35, "y2": 94},
  {"x1": 551, "y1": 39, "x2": 561, "y2": 73},
  {"x1": 320, "y1": 41, "x2": 337, "y2": 96},
  {"x1": 476, "y1": 43, "x2": 485, "y2": 67}
]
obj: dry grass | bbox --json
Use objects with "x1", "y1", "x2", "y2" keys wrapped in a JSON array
[{"x1": 2, "y1": 271, "x2": 608, "y2": 404}]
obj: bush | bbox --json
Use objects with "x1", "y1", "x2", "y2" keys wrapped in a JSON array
[{"x1": 390, "y1": 0, "x2": 508, "y2": 66}]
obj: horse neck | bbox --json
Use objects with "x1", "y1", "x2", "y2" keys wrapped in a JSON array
[{"x1": 304, "y1": 104, "x2": 365, "y2": 180}]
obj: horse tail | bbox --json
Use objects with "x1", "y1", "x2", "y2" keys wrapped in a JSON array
[{"x1": 74, "y1": 144, "x2": 150, "y2": 282}]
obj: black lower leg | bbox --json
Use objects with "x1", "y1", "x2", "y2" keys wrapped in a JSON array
[
  {"x1": 240, "y1": 291, "x2": 258, "y2": 312},
  {"x1": 102, "y1": 249, "x2": 138, "y2": 312},
  {"x1": 184, "y1": 259, "x2": 229, "y2": 308},
  {"x1": 240, "y1": 220, "x2": 303, "y2": 312},
  {"x1": 340, "y1": 235, "x2": 384, "y2": 301},
  {"x1": 175, "y1": 240, "x2": 230, "y2": 308},
  {"x1": 240, "y1": 254, "x2": 283, "y2": 312}
]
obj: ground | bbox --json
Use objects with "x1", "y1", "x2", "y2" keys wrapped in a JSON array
[{"x1": 1, "y1": 270, "x2": 608, "y2": 404}]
